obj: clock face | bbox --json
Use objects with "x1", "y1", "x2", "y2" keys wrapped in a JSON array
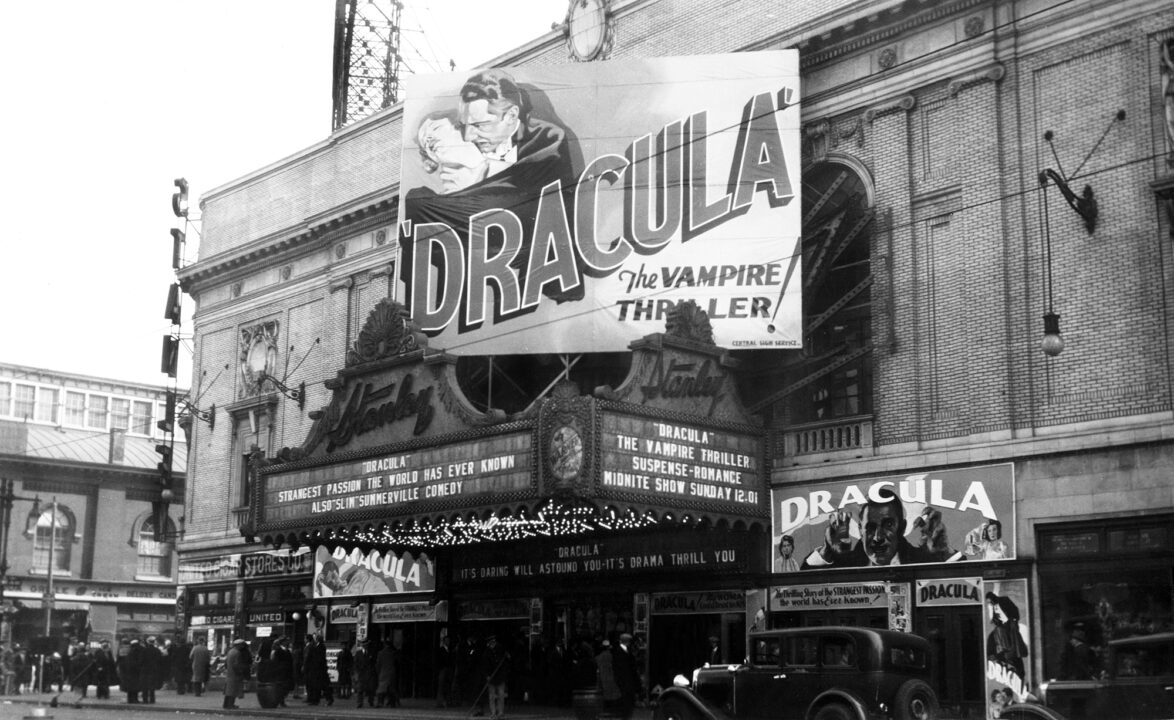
[
  {"x1": 549, "y1": 424, "x2": 584, "y2": 481},
  {"x1": 568, "y1": 0, "x2": 606, "y2": 61}
]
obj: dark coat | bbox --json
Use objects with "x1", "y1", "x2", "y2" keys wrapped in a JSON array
[
  {"x1": 119, "y1": 643, "x2": 143, "y2": 693},
  {"x1": 351, "y1": 645, "x2": 375, "y2": 687},
  {"x1": 611, "y1": 644, "x2": 640, "y2": 697},
  {"x1": 190, "y1": 644, "x2": 211, "y2": 683},
  {"x1": 376, "y1": 646, "x2": 398, "y2": 694}
]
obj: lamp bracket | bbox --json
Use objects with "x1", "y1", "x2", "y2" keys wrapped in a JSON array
[
  {"x1": 1038, "y1": 109, "x2": 1126, "y2": 234},
  {"x1": 260, "y1": 372, "x2": 306, "y2": 410}
]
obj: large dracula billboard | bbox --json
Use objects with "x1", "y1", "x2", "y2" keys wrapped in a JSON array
[{"x1": 397, "y1": 51, "x2": 801, "y2": 354}]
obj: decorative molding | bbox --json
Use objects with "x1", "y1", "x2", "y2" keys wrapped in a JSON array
[
  {"x1": 804, "y1": 121, "x2": 832, "y2": 162},
  {"x1": 864, "y1": 94, "x2": 916, "y2": 123},
  {"x1": 345, "y1": 298, "x2": 427, "y2": 367},
  {"x1": 948, "y1": 62, "x2": 1005, "y2": 96},
  {"x1": 239, "y1": 320, "x2": 280, "y2": 399},
  {"x1": 329, "y1": 277, "x2": 354, "y2": 293},
  {"x1": 877, "y1": 46, "x2": 898, "y2": 70},
  {"x1": 963, "y1": 15, "x2": 985, "y2": 39}
]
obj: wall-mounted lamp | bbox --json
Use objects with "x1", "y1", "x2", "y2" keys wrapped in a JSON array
[
  {"x1": 260, "y1": 372, "x2": 306, "y2": 410},
  {"x1": 1036, "y1": 110, "x2": 1126, "y2": 357}
]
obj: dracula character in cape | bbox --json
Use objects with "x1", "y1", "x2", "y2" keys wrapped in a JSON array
[{"x1": 403, "y1": 68, "x2": 583, "y2": 304}]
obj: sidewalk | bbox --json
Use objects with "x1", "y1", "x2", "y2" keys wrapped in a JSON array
[{"x1": 0, "y1": 689, "x2": 652, "y2": 720}]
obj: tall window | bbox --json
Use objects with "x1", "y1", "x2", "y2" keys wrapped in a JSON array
[
  {"x1": 111, "y1": 398, "x2": 131, "y2": 431},
  {"x1": 34, "y1": 388, "x2": 58, "y2": 423},
  {"x1": 64, "y1": 391, "x2": 86, "y2": 425},
  {"x1": 137, "y1": 514, "x2": 175, "y2": 578},
  {"x1": 32, "y1": 505, "x2": 72, "y2": 573},
  {"x1": 231, "y1": 409, "x2": 270, "y2": 507},
  {"x1": 14, "y1": 384, "x2": 35, "y2": 419},
  {"x1": 132, "y1": 401, "x2": 153, "y2": 435},
  {"x1": 87, "y1": 394, "x2": 108, "y2": 429},
  {"x1": 0, "y1": 382, "x2": 10, "y2": 415}
]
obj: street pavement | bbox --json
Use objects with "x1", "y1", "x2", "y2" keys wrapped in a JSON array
[{"x1": 0, "y1": 689, "x2": 649, "y2": 720}]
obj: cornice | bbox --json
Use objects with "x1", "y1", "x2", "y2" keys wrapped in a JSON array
[{"x1": 178, "y1": 196, "x2": 397, "y2": 294}]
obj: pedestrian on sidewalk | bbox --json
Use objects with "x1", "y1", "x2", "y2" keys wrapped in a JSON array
[
  {"x1": 140, "y1": 636, "x2": 163, "y2": 704},
  {"x1": 436, "y1": 634, "x2": 454, "y2": 708},
  {"x1": 272, "y1": 636, "x2": 295, "y2": 707},
  {"x1": 190, "y1": 637, "x2": 211, "y2": 697},
  {"x1": 375, "y1": 638, "x2": 399, "y2": 708},
  {"x1": 302, "y1": 634, "x2": 333, "y2": 706},
  {"x1": 171, "y1": 635, "x2": 192, "y2": 695},
  {"x1": 479, "y1": 635, "x2": 510, "y2": 720},
  {"x1": 336, "y1": 640, "x2": 353, "y2": 699},
  {"x1": 223, "y1": 637, "x2": 251, "y2": 709},
  {"x1": 93, "y1": 641, "x2": 116, "y2": 700},
  {"x1": 352, "y1": 638, "x2": 375, "y2": 708},
  {"x1": 119, "y1": 638, "x2": 143, "y2": 704},
  {"x1": 612, "y1": 634, "x2": 642, "y2": 720}
]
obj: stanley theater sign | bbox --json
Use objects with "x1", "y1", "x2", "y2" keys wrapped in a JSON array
[{"x1": 242, "y1": 298, "x2": 768, "y2": 548}]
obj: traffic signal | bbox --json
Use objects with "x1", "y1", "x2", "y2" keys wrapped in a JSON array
[
  {"x1": 155, "y1": 442, "x2": 173, "y2": 480},
  {"x1": 152, "y1": 499, "x2": 169, "y2": 542},
  {"x1": 161, "y1": 335, "x2": 179, "y2": 377},
  {"x1": 172, "y1": 178, "x2": 189, "y2": 218},
  {"x1": 170, "y1": 228, "x2": 185, "y2": 270},
  {"x1": 164, "y1": 283, "x2": 182, "y2": 324},
  {"x1": 157, "y1": 389, "x2": 176, "y2": 433}
]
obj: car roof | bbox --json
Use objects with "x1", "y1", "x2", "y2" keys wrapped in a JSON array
[
  {"x1": 749, "y1": 626, "x2": 925, "y2": 646},
  {"x1": 1107, "y1": 632, "x2": 1174, "y2": 648}
]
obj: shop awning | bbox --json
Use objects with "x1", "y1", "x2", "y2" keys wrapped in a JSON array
[{"x1": 10, "y1": 597, "x2": 91, "y2": 611}]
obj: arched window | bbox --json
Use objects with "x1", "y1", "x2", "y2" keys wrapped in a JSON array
[
  {"x1": 136, "y1": 513, "x2": 176, "y2": 579},
  {"x1": 32, "y1": 505, "x2": 73, "y2": 573}
]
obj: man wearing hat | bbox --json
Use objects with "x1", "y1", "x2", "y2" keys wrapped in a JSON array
[
  {"x1": 612, "y1": 633, "x2": 641, "y2": 720},
  {"x1": 224, "y1": 638, "x2": 252, "y2": 709},
  {"x1": 119, "y1": 639, "x2": 143, "y2": 704},
  {"x1": 478, "y1": 635, "x2": 510, "y2": 720}
]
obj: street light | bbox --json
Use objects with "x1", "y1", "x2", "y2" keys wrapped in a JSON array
[{"x1": 0, "y1": 477, "x2": 41, "y2": 643}]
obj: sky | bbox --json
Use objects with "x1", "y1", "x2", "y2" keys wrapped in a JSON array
[{"x1": 0, "y1": 0, "x2": 565, "y2": 389}]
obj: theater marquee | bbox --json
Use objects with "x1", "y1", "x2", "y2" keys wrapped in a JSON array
[{"x1": 397, "y1": 51, "x2": 801, "y2": 355}]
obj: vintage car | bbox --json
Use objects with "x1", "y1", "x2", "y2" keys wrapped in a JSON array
[
  {"x1": 1000, "y1": 631, "x2": 1174, "y2": 720},
  {"x1": 654, "y1": 626, "x2": 940, "y2": 720}
]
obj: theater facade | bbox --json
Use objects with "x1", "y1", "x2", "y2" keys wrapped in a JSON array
[{"x1": 177, "y1": 1, "x2": 1174, "y2": 717}]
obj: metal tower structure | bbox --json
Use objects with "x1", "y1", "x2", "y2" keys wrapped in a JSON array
[{"x1": 332, "y1": 0, "x2": 403, "y2": 131}]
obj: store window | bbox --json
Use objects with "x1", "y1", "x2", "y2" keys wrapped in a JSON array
[
  {"x1": 31, "y1": 504, "x2": 74, "y2": 574},
  {"x1": 1037, "y1": 515, "x2": 1173, "y2": 681}
]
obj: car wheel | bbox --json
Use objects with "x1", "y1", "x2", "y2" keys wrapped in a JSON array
[
  {"x1": 812, "y1": 702, "x2": 854, "y2": 720},
  {"x1": 658, "y1": 698, "x2": 697, "y2": 720},
  {"x1": 894, "y1": 679, "x2": 939, "y2": 720}
]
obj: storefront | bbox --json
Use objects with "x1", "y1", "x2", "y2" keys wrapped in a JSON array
[
  {"x1": 3, "y1": 577, "x2": 177, "y2": 649},
  {"x1": 768, "y1": 463, "x2": 1028, "y2": 718},
  {"x1": 241, "y1": 303, "x2": 771, "y2": 701},
  {"x1": 1035, "y1": 512, "x2": 1173, "y2": 681}
]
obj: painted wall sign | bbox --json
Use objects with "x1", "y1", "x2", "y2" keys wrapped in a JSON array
[
  {"x1": 313, "y1": 546, "x2": 436, "y2": 598},
  {"x1": 770, "y1": 463, "x2": 1015, "y2": 572},
  {"x1": 396, "y1": 51, "x2": 801, "y2": 355},
  {"x1": 261, "y1": 431, "x2": 532, "y2": 525},
  {"x1": 770, "y1": 582, "x2": 890, "y2": 612},
  {"x1": 242, "y1": 548, "x2": 312, "y2": 578},
  {"x1": 652, "y1": 590, "x2": 745, "y2": 615},
  {"x1": 179, "y1": 555, "x2": 241, "y2": 584},
  {"x1": 917, "y1": 577, "x2": 983, "y2": 607},
  {"x1": 599, "y1": 412, "x2": 763, "y2": 512},
  {"x1": 452, "y1": 531, "x2": 749, "y2": 583}
]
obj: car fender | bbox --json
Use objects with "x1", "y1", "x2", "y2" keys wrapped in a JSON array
[
  {"x1": 806, "y1": 688, "x2": 873, "y2": 720},
  {"x1": 656, "y1": 686, "x2": 723, "y2": 720}
]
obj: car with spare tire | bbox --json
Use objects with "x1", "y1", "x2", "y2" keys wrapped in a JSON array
[{"x1": 654, "y1": 626, "x2": 939, "y2": 720}]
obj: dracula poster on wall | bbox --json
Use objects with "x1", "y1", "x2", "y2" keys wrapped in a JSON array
[
  {"x1": 770, "y1": 464, "x2": 1016, "y2": 573},
  {"x1": 396, "y1": 51, "x2": 801, "y2": 355}
]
